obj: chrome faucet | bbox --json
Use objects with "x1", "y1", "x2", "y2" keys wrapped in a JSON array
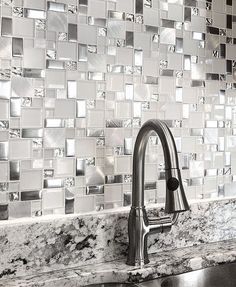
[{"x1": 127, "y1": 119, "x2": 189, "y2": 266}]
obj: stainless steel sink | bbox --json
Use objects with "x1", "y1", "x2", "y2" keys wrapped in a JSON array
[
  {"x1": 139, "y1": 262, "x2": 236, "y2": 287},
  {"x1": 87, "y1": 262, "x2": 236, "y2": 287},
  {"x1": 87, "y1": 284, "x2": 137, "y2": 287}
]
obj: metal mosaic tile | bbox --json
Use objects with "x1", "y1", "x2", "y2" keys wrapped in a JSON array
[{"x1": 0, "y1": 0, "x2": 235, "y2": 220}]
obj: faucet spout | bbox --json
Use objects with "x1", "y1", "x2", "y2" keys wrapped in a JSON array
[{"x1": 127, "y1": 119, "x2": 189, "y2": 266}]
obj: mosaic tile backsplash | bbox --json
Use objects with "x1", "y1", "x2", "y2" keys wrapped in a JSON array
[{"x1": 0, "y1": 0, "x2": 236, "y2": 220}]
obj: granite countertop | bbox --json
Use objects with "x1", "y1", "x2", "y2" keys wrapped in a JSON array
[{"x1": 1, "y1": 238, "x2": 235, "y2": 287}]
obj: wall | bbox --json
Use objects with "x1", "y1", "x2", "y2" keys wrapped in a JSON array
[{"x1": 0, "y1": 0, "x2": 236, "y2": 220}]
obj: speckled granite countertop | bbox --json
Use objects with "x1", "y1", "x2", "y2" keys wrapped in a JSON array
[
  {"x1": 0, "y1": 198, "x2": 235, "y2": 281},
  {"x1": 1, "y1": 238, "x2": 235, "y2": 287}
]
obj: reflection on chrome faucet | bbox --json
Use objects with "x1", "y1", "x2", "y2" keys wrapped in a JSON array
[{"x1": 127, "y1": 119, "x2": 189, "y2": 266}]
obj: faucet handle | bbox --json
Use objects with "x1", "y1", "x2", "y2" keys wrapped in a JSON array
[{"x1": 148, "y1": 215, "x2": 172, "y2": 234}]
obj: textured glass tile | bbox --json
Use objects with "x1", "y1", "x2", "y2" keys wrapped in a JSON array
[
  {"x1": 42, "y1": 188, "x2": 64, "y2": 210},
  {"x1": 13, "y1": 7, "x2": 23, "y2": 17},
  {"x1": 74, "y1": 195, "x2": 95, "y2": 213},
  {"x1": 9, "y1": 202, "x2": 31, "y2": 218},
  {"x1": 9, "y1": 139, "x2": 31, "y2": 160},
  {"x1": 36, "y1": 19, "x2": 46, "y2": 30}
]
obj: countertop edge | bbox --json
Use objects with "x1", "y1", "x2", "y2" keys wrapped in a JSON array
[{"x1": 1, "y1": 238, "x2": 236, "y2": 287}]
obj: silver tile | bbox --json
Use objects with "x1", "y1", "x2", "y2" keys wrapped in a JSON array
[
  {"x1": 136, "y1": 0, "x2": 143, "y2": 14},
  {"x1": 1, "y1": 17, "x2": 12, "y2": 36},
  {"x1": 124, "y1": 138, "x2": 133, "y2": 155},
  {"x1": 43, "y1": 179, "x2": 64, "y2": 188},
  {"x1": 0, "y1": 142, "x2": 8, "y2": 160},
  {"x1": 23, "y1": 69, "x2": 45, "y2": 78},
  {"x1": 192, "y1": 32, "x2": 205, "y2": 41},
  {"x1": 76, "y1": 100, "x2": 86, "y2": 118},
  {"x1": 145, "y1": 182, "x2": 157, "y2": 190},
  {"x1": 88, "y1": 17, "x2": 106, "y2": 27},
  {"x1": 86, "y1": 185, "x2": 104, "y2": 195},
  {"x1": 10, "y1": 98, "x2": 21, "y2": 117},
  {"x1": 10, "y1": 161, "x2": 20, "y2": 180},
  {"x1": 22, "y1": 129, "x2": 43, "y2": 138},
  {"x1": 161, "y1": 19, "x2": 175, "y2": 28},
  {"x1": 0, "y1": 37, "x2": 12, "y2": 59},
  {"x1": 68, "y1": 23, "x2": 77, "y2": 41},
  {"x1": 45, "y1": 119, "x2": 64, "y2": 128},
  {"x1": 0, "y1": 80, "x2": 11, "y2": 99},
  {"x1": 78, "y1": 44, "x2": 88, "y2": 62},
  {"x1": 46, "y1": 60, "x2": 65, "y2": 70},
  {"x1": 145, "y1": 25, "x2": 158, "y2": 33},
  {"x1": 66, "y1": 139, "x2": 75, "y2": 157},
  {"x1": 184, "y1": 7, "x2": 191, "y2": 22},
  {"x1": 24, "y1": 8, "x2": 46, "y2": 19},
  {"x1": 21, "y1": 190, "x2": 41, "y2": 201},
  {"x1": 134, "y1": 49, "x2": 143, "y2": 66},
  {"x1": 47, "y1": 1, "x2": 66, "y2": 12},
  {"x1": 67, "y1": 80, "x2": 77, "y2": 99},
  {"x1": 176, "y1": 38, "x2": 183, "y2": 53},
  {"x1": 88, "y1": 72, "x2": 105, "y2": 81},
  {"x1": 105, "y1": 175, "x2": 123, "y2": 184},
  {"x1": 12, "y1": 38, "x2": 23, "y2": 57},
  {"x1": 0, "y1": 204, "x2": 8, "y2": 220},
  {"x1": 184, "y1": 55, "x2": 191, "y2": 70},
  {"x1": 108, "y1": 10, "x2": 125, "y2": 20},
  {"x1": 126, "y1": 31, "x2": 134, "y2": 48},
  {"x1": 76, "y1": 158, "x2": 85, "y2": 176},
  {"x1": 65, "y1": 188, "x2": 74, "y2": 214}
]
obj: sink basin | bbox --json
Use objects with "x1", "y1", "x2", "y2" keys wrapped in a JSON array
[
  {"x1": 139, "y1": 262, "x2": 236, "y2": 287},
  {"x1": 87, "y1": 262, "x2": 236, "y2": 287}
]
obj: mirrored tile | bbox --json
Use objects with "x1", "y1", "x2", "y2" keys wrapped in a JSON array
[
  {"x1": 46, "y1": 60, "x2": 65, "y2": 70},
  {"x1": 47, "y1": 1, "x2": 66, "y2": 12},
  {"x1": 68, "y1": 23, "x2": 77, "y2": 41},
  {"x1": 12, "y1": 37, "x2": 23, "y2": 58},
  {"x1": 22, "y1": 128, "x2": 43, "y2": 138},
  {"x1": 10, "y1": 161, "x2": 20, "y2": 180},
  {"x1": 78, "y1": 44, "x2": 88, "y2": 62},
  {"x1": 24, "y1": 8, "x2": 46, "y2": 19},
  {"x1": 0, "y1": 142, "x2": 8, "y2": 160},
  {"x1": 23, "y1": 69, "x2": 45, "y2": 78},
  {"x1": 0, "y1": 80, "x2": 11, "y2": 99}
]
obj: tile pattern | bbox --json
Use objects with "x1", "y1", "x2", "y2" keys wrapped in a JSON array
[{"x1": 0, "y1": 0, "x2": 236, "y2": 219}]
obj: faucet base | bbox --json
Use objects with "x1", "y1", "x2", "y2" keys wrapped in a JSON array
[
  {"x1": 126, "y1": 257, "x2": 150, "y2": 267},
  {"x1": 126, "y1": 206, "x2": 150, "y2": 266}
]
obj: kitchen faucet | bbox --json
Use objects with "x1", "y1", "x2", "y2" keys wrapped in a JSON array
[{"x1": 127, "y1": 119, "x2": 189, "y2": 266}]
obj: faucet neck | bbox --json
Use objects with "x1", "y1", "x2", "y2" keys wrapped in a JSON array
[{"x1": 132, "y1": 119, "x2": 179, "y2": 208}]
